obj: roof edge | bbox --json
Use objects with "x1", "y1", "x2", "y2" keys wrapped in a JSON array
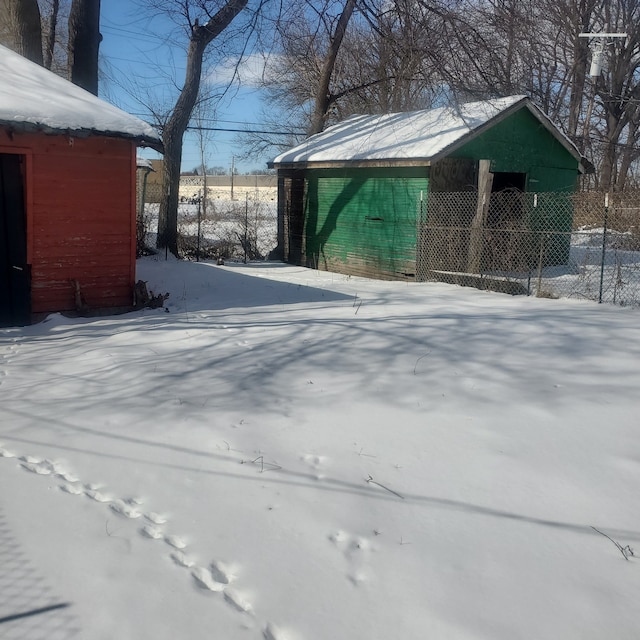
[
  {"x1": 270, "y1": 158, "x2": 432, "y2": 171},
  {"x1": 430, "y1": 97, "x2": 584, "y2": 171},
  {"x1": 0, "y1": 120, "x2": 164, "y2": 153}
]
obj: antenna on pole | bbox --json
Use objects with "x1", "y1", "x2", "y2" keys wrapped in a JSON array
[{"x1": 578, "y1": 30, "x2": 628, "y2": 77}]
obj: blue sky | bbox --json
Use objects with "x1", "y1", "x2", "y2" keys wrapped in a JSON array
[{"x1": 97, "y1": 1, "x2": 272, "y2": 173}]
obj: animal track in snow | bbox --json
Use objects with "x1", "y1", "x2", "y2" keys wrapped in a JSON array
[
  {"x1": 109, "y1": 499, "x2": 142, "y2": 519},
  {"x1": 171, "y1": 550, "x2": 195, "y2": 568},
  {"x1": 191, "y1": 565, "x2": 226, "y2": 592},
  {"x1": 140, "y1": 524, "x2": 164, "y2": 540},
  {"x1": 165, "y1": 534, "x2": 188, "y2": 550},
  {"x1": 86, "y1": 489, "x2": 114, "y2": 503},
  {"x1": 209, "y1": 559, "x2": 235, "y2": 584},
  {"x1": 20, "y1": 457, "x2": 58, "y2": 475},
  {"x1": 145, "y1": 511, "x2": 168, "y2": 525},
  {"x1": 60, "y1": 482, "x2": 84, "y2": 495},
  {"x1": 329, "y1": 530, "x2": 377, "y2": 587},
  {"x1": 56, "y1": 470, "x2": 79, "y2": 482},
  {"x1": 263, "y1": 622, "x2": 289, "y2": 640},
  {"x1": 2, "y1": 445, "x2": 294, "y2": 638},
  {"x1": 224, "y1": 588, "x2": 253, "y2": 613},
  {"x1": 301, "y1": 452, "x2": 330, "y2": 480}
]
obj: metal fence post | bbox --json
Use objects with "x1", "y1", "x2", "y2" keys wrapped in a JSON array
[
  {"x1": 196, "y1": 195, "x2": 201, "y2": 262},
  {"x1": 536, "y1": 232, "x2": 546, "y2": 295},
  {"x1": 598, "y1": 192, "x2": 609, "y2": 304}
]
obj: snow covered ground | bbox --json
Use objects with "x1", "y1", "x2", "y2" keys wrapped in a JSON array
[{"x1": 1, "y1": 258, "x2": 640, "y2": 640}]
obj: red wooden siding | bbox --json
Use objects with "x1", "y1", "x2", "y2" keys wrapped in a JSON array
[{"x1": 1, "y1": 128, "x2": 137, "y2": 313}]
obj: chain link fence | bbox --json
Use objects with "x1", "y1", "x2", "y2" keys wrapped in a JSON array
[
  {"x1": 418, "y1": 190, "x2": 640, "y2": 306},
  {"x1": 140, "y1": 180, "x2": 640, "y2": 307}
]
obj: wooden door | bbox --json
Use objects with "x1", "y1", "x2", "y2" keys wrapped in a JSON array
[{"x1": 0, "y1": 154, "x2": 30, "y2": 327}]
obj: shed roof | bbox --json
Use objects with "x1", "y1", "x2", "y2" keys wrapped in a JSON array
[
  {"x1": 0, "y1": 43, "x2": 162, "y2": 151},
  {"x1": 271, "y1": 96, "x2": 581, "y2": 169}
]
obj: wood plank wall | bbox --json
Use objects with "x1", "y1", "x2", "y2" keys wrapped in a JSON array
[{"x1": 1, "y1": 129, "x2": 136, "y2": 313}]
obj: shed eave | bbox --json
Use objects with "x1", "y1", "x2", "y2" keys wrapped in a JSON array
[
  {"x1": 270, "y1": 158, "x2": 433, "y2": 171},
  {"x1": 0, "y1": 120, "x2": 164, "y2": 154}
]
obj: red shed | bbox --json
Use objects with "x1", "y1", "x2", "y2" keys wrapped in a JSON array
[{"x1": 0, "y1": 44, "x2": 162, "y2": 327}]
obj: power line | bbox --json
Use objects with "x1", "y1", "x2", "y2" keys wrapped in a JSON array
[
  {"x1": 185, "y1": 125, "x2": 304, "y2": 136},
  {"x1": 133, "y1": 116, "x2": 305, "y2": 136}
]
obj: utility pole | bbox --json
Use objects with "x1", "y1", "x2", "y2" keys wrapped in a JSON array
[
  {"x1": 230, "y1": 155, "x2": 235, "y2": 201},
  {"x1": 578, "y1": 30, "x2": 627, "y2": 150}
]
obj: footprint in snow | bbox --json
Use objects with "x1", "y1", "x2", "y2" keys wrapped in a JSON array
[
  {"x1": 171, "y1": 550, "x2": 195, "y2": 568},
  {"x1": 3, "y1": 446, "x2": 286, "y2": 633},
  {"x1": 145, "y1": 511, "x2": 168, "y2": 525},
  {"x1": 86, "y1": 489, "x2": 113, "y2": 503},
  {"x1": 263, "y1": 622, "x2": 289, "y2": 640},
  {"x1": 191, "y1": 566, "x2": 225, "y2": 592},
  {"x1": 56, "y1": 470, "x2": 79, "y2": 482},
  {"x1": 301, "y1": 452, "x2": 330, "y2": 480},
  {"x1": 329, "y1": 530, "x2": 376, "y2": 587},
  {"x1": 60, "y1": 482, "x2": 84, "y2": 495},
  {"x1": 224, "y1": 588, "x2": 253, "y2": 613},
  {"x1": 20, "y1": 458, "x2": 57, "y2": 475},
  {"x1": 165, "y1": 534, "x2": 188, "y2": 550},
  {"x1": 109, "y1": 499, "x2": 142, "y2": 519},
  {"x1": 209, "y1": 559, "x2": 235, "y2": 584},
  {"x1": 140, "y1": 524, "x2": 164, "y2": 540}
]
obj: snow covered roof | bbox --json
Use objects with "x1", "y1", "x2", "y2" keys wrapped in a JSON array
[
  {"x1": 136, "y1": 156, "x2": 154, "y2": 170},
  {"x1": 271, "y1": 96, "x2": 581, "y2": 168},
  {"x1": 0, "y1": 44, "x2": 162, "y2": 151}
]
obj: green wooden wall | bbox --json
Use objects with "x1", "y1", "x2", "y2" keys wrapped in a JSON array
[
  {"x1": 449, "y1": 108, "x2": 579, "y2": 264},
  {"x1": 303, "y1": 167, "x2": 428, "y2": 279},
  {"x1": 450, "y1": 108, "x2": 579, "y2": 193}
]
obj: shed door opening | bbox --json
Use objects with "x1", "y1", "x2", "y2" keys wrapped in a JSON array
[
  {"x1": 488, "y1": 171, "x2": 526, "y2": 228},
  {"x1": 491, "y1": 171, "x2": 526, "y2": 193},
  {"x1": 0, "y1": 154, "x2": 30, "y2": 327}
]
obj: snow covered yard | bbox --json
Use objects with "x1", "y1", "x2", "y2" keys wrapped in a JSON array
[{"x1": 1, "y1": 257, "x2": 640, "y2": 640}]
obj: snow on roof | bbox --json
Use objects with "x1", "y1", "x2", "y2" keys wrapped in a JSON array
[
  {"x1": 272, "y1": 96, "x2": 578, "y2": 167},
  {"x1": 136, "y1": 156, "x2": 154, "y2": 170},
  {"x1": 0, "y1": 44, "x2": 161, "y2": 149}
]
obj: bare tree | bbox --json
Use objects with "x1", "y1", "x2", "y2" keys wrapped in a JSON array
[
  {"x1": 243, "y1": 0, "x2": 436, "y2": 162},
  {"x1": 309, "y1": 0, "x2": 358, "y2": 134},
  {"x1": 0, "y1": 0, "x2": 43, "y2": 64},
  {"x1": 68, "y1": 0, "x2": 101, "y2": 94},
  {"x1": 155, "y1": 0, "x2": 250, "y2": 256},
  {"x1": 591, "y1": 0, "x2": 640, "y2": 190}
]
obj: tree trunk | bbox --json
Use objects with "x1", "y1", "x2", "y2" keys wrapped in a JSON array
[
  {"x1": 309, "y1": 0, "x2": 358, "y2": 135},
  {"x1": 156, "y1": 0, "x2": 249, "y2": 256},
  {"x1": 0, "y1": 0, "x2": 43, "y2": 65},
  {"x1": 43, "y1": 0, "x2": 60, "y2": 70},
  {"x1": 68, "y1": 0, "x2": 101, "y2": 95},
  {"x1": 617, "y1": 120, "x2": 639, "y2": 191}
]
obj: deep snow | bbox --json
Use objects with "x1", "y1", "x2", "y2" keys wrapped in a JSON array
[{"x1": 1, "y1": 258, "x2": 640, "y2": 640}]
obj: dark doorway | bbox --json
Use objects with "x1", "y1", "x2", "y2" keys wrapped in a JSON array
[
  {"x1": 491, "y1": 171, "x2": 526, "y2": 193},
  {"x1": 488, "y1": 172, "x2": 526, "y2": 228},
  {"x1": 0, "y1": 154, "x2": 30, "y2": 327}
]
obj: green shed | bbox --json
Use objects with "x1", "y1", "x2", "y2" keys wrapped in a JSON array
[{"x1": 270, "y1": 96, "x2": 585, "y2": 282}]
